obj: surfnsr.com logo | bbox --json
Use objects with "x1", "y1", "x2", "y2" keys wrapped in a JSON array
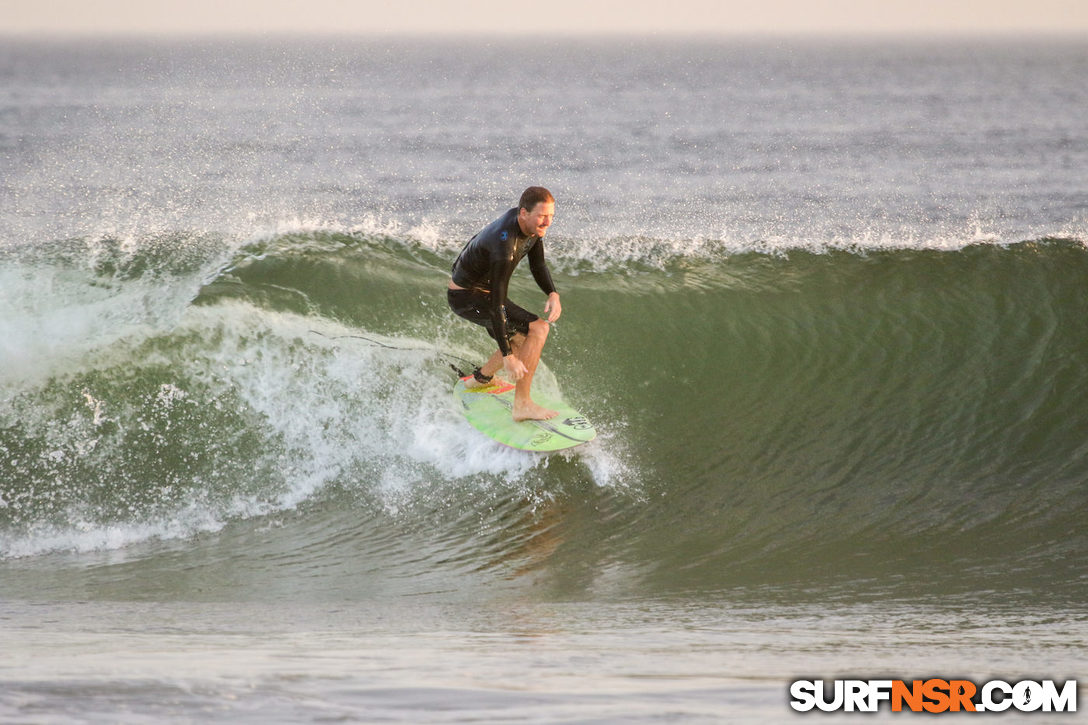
[{"x1": 789, "y1": 679, "x2": 1077, "y2": 713}]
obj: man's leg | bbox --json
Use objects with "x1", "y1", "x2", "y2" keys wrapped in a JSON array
[
  {"x1": 511, "y1": 319, "x2": 557, "y2": 421},
  {"x1": 463, "y1": 346, "x2": 505, "y2": 388}
]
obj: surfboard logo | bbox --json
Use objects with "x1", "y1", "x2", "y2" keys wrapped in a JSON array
[
  {"x1": 529, "y1": 431, "x2": 554, "y2": 447},
  {"x1": 563, "y1": 417, "x2": 592, "y2": 430}
]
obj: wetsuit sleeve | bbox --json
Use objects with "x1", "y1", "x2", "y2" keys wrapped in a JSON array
[
  {"x1": 528, "y1": 240, "x2": 557, "y2": 296},
  {"x1": 488, "y1": 241, "x2": 518, "y2": 357}
]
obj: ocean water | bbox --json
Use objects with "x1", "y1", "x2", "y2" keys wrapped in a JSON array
[{"x1": 1, "y1": 35, "x2": 1087, "y2": 722}]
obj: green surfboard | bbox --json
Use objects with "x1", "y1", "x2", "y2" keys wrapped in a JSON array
[{"x1": 454, "y1": 377, "x2": 596, "y2": 451}]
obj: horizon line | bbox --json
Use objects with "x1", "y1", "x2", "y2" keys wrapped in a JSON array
[{"x1": 3, "y1": 28, "x2": 1087, "y2": 40}]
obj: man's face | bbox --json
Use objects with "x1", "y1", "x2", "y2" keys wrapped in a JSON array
[{"x1": 520, "y1": 201, "x2": 555, "y2": 238}]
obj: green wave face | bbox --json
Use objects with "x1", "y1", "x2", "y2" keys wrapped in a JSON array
[{"x1": 2, "y1": 232, "x2": 1087, "y2": 603}]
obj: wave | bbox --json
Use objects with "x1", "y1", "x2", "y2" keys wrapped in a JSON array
[{"x1": 2, "y1": 228, "x2": 1087, "y2": 600}]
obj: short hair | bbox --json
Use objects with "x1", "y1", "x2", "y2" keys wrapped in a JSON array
[{"x1": 519, "y1": 186, "x2": 555, "y2": 213}]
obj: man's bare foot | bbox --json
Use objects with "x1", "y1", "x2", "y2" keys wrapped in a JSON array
[{"x1": 512, "y1": 401, "x2": 558, "y2": 421}]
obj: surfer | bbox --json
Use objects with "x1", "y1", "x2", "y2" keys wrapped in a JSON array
[{"x1": 447, "y1": 186, "x2": 562, "y2": 421}]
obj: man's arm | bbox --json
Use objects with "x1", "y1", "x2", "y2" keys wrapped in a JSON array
[
  {"x1": 487, "y1": 243, "x2": 518, "y2": 357},
  {"x1": 527, "y1": 240, "x2": 557, "y2": 296},
  {"x1": 489, "y1": 250, "x2": 530, "y2": 380},
  {"x1": 529, "y1": 240, "x2": 561, "y2": 323}
]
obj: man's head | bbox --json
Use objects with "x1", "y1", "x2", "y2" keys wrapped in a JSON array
[{"x1": 518, "y1": 186, "x2": 555, "y2": 238}]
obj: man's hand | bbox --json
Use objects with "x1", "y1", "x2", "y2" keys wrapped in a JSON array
[
  {"x1": 543, "y1": 292, "x2": 562, "y2": 323},
  {"x1": 504, "y1": 354, "x2": 528, "y2": 381}
]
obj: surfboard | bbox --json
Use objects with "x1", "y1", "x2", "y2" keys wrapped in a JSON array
[{"x1": 454, "y1": 377, "x2": 596, "y2": 451}]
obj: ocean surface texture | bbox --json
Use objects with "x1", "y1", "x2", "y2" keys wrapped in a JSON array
[{"x1": 1, "y1": 37, "x2": 1086, "y2": 722}]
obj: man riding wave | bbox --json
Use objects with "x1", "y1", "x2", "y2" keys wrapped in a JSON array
[{"x1": 447, "y1": 186, "x2": 562, "y2": 421}]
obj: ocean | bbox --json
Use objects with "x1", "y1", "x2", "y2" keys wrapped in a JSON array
[{"x1": 1, "y1": 35, "x2": 1086, "y2": 722}]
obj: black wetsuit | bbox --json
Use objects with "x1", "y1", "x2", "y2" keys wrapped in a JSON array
[{"x1": 448, "y1": 207, "x2": 557, "y2": 356}]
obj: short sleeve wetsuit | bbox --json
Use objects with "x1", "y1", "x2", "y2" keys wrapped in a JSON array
[{"x1": 449, "y1": 207, "x2": 557, "y2": 356}]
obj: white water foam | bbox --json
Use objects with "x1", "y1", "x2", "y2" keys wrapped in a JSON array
[
  {"x1": 1, "y1": 299, "x2": 631, "y2": 559},
  {"x1": 0, "y1": 233, "x2": 238, "y2": 390}
]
